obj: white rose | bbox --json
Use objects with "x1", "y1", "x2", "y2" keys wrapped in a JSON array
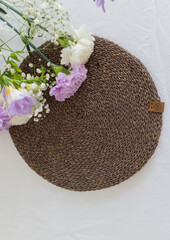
[{"x1": 61, "y1": 25, "x2": 95, "y2": 66}]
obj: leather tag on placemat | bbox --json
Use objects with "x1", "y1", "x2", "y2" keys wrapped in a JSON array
[{"x1": 149, "y1": 101, "x2": 165, "y2": 113}]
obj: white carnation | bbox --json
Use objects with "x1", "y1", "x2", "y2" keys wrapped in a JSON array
[{"x1": 61, "y1": 25, "x2": 95, "y2": 66}]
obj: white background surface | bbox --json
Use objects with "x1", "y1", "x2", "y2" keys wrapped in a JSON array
[{"x1": 0, "y1": 0, "x2": 170, "y2": 239}]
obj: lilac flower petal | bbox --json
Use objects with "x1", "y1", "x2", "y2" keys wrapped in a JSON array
[
  {"x1": 8, "y1": 93, "x2": 37, "y2": 117},
  {"x1": 94, "y1": 0, "x2": 114, "y2": 12},
  {"x1": 50, "y1": 65, "x2": 88, "y2": 102},
  {"x1": 0, "y1": 106, "x2": 11, "y2": 131},
  {"x1": 2, "y1": 88, "x2": 7, "y2": 100}
]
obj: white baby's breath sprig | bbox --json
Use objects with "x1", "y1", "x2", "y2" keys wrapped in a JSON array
[{"x1": 18, "y1": 0, "x2": 70, "y2": 44}]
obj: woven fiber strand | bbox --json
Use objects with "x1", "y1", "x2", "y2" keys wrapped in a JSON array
[{"x1": 10, "y1": 37, "x2": 163, "y2": 191}]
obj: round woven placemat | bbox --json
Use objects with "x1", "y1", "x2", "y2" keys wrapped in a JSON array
[{"x1": 10, "y1": 37, "x2": 163, "y2": 191}]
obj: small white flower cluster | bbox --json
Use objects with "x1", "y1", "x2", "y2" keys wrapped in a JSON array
[
  {"x1": 32, "y1": 83, "x2": 50, "y2": 123},
  {"x1": 3, "y1": 62, "x2": 16, "y2": 74},
  {"x1": 19, "y1": 0, "x2": 70, "y2": 44},
  {"x1": 20, "y1": 66, "x2": 50, "y2": 123}
]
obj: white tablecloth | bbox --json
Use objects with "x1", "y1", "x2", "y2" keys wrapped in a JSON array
[{"x1": 0, "y1": 0, "x2": 170, "y2": 239}]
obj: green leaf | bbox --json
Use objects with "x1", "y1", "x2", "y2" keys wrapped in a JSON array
[
  {"x1": 40, "y1": 66, "x2": 46, "y2": 76},
  {"x1": 22, "y1": 14, "x2": 28, "y2": 21},
  {"x1": 3, "y1": 79, "x2": 10, "y2": 87},
  {"x1": 51, "y1": 64, "x2": 70, "y2": 76},
  {"x1": 15, "y1": 50, "x2": 24, "y2": 54},
  {"x1": 58, "y1": 36, "x2": 74, "y2": 48},
  {"x1": 15, "y1": 67, "x2": 22, "y2": 73},
  {"x1": 0, "y1": 76, "x2": 11, "y2": 88},
  {"x1": 3, "y1": 70, "x2": 12, "y2": 78},
  {"x1": 7, "y1": 60, "x2": 18, "y2": 68},
  {"x1": 10, "y1": 73, "x2": 23, "y2": 80},
  {"x1": 0, "y1": 76, "x2": 4, "y2": 88},
  {"x1": 12, "y1": 81, "x2": 20, "y2": 89},
  {"x1": 10, "y1": 53, "x2": 20, "y2": 62}
]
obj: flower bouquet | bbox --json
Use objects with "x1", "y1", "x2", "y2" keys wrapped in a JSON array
[{"x1": 0, "y1": 0, "x2": 114, "y2": 130}]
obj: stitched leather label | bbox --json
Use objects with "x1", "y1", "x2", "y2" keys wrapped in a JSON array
[{"x1": 149, "y1": 101, "x2": 165, "y2": 113}]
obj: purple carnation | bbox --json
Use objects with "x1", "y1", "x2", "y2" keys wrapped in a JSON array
[
  {"x1": 94, "y1": 0, "x2": 114, "y2": 12},
  {"x1": 50, "y1": 64, "x2": 88, "y2": 102},
  {"x1": 0, "y1": 105, "x2": 11, "y2": 131}
]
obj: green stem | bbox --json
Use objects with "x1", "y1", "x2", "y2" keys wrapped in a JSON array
[
  {"x1": 0, "y1": 0, "x2": 48, "y2": 32},
  {"x1": 0, "y1": 0, "x2": 21, "y2": 17},
  {"x1": 0, "y1": 33, "x2": 18, "y2": 50},
  {"x1": 0, "y1": 15, "x2": 70, "y2": 76},
  {"x1": 0, "y1": 15, "x2": 52, "y2": 64},
  {"x1": 0, "y1": 39, "x2": 32, "y2": 63},
  {"x1": 0, "y1": 15, "x2": 19, "y2": 34},
  {"x1": 0, "y1": 0, "x2": 47, "y2": 31},
  {"x1": 22, "y1": 37, "x2": 52, "y2": 64}
]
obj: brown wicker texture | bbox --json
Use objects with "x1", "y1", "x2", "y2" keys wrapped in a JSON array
[{"x1": 9, "y1": 37, "x2": 163, "y2": 191}]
